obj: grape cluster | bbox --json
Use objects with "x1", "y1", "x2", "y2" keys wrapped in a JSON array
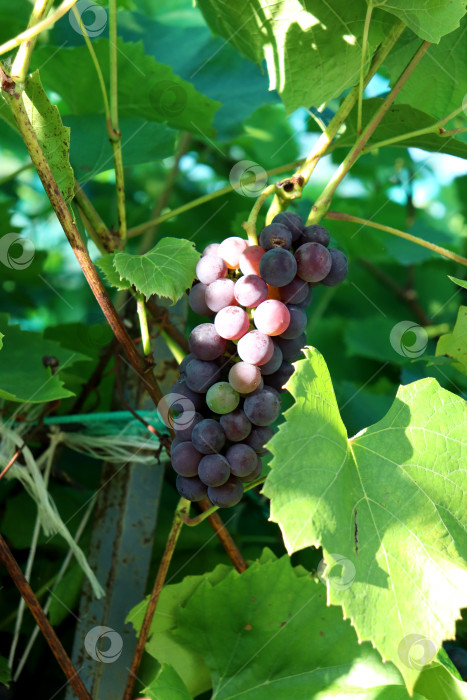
[{"x1": 170, "y1": 212, "x2": 348, "y2": 507}]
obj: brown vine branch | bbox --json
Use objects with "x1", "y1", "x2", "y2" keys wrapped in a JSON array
[
  {"x1": 199, "y1": 499, "x2": 247, "y2": 573},
  {"x1": 0, "y1": 534, "x2": 92, "y2": 700},
  {"x1": 123, "y1": 498, "x2": 189, "y2": 700}
]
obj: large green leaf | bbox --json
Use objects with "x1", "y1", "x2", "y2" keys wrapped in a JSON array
[
  {"x1": 64, "y1": 115, "x2": 176, "y2": 181},
  {"x1": 33, "y1": 39, "x2": 220, "y2": 137},
  {"x1": 113, "y1": 238, "x2": 201, "y2": 301},
  {"x1": 174, "y1": 553, "x2": 461, "y2": 699},
  {"x1": 374, "y1": 0, "x2": 466, "y2": 42},
  {"x1": 384, "y1": 16, "x2": 467, "y2": 120},
  {"x1": 335, "y1": 99, "x2": 467, "y2": 158},
  {"x1": 127, "y1": 563, "x2": 232, "y2": 696},
  {"x1": 22, "y1": 71, "x2": 74, "y2": 202},
  {"x1": 262, "y1": 347, "x2": 467, "y2": 692},
  {"x1": 0, "y1": 315, "x2": 89, "y2": 403},
  {"x1": 196, "y1": 0, "x2": 396, "y2": 113},
  {"x1": 142, "y1": 664, "x2": 192, "y2": 700},
  {"x1": 436, "y1": 306, "x2": 467, "y2": 374}
]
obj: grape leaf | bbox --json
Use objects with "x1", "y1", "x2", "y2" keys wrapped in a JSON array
[
  {"x1": 22, "y1": 71, "x2": 74, "y2": 202},
  {"x1": 127, "y1": 563, "x2": 232, "y2": 696},
  {"x1": 436, "y1": 306, "x2": 467, "y2": 374},
  {"x1": 0, "y1": 656, "x2": 10, "y2": 687},
  {"x1": 97, "y1": 254, "x2": 131, "y2": 291},
  {"x1": 142, "y1": 664, "x2": 191, "y2": 700},
  {"x1": 335, "y1": 100, "x2": 467, "y2": 159},
  {"x1": 0, "y1": 315, "x2": 89, "y2": 403},
  {"x1": 196, "y1": 0, "x2": 396, "y2": 113},
  {"x1": 113, "y1": 238, "x2": 201, "y2": 301},
  {"x1": 384, "y1": 16, "x2": 467, "y2": 120},
  {"x1": 175, "y1": 553, "x2": 458, "y2": 699},
  {"x1": 33, "y1": 39, "x2": 220, "y2": 137},
  {"x1": 449, "y1": 276, "x2": 467, "y2": 291},
  {"x1": 374, "y1": 0, "x2": 466, "y2": 43},
  {"x1": 262, "y1": 347, "x2": 467, "y2": 692}
]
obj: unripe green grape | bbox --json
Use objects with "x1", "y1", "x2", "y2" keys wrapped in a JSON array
[{"x1": 206, "y1": 382, "x2": 240, "y2": 414}]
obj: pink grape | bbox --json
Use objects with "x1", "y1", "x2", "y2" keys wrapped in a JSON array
[
  {"x1": 196, "y1": 255, "x2": 227, "y2": 285},
  {"x1": 205, "y1": 278, "x2": 237, "y2": 312},
  {"x1": 237, "y1": 330, "x2": 274, "y2": 366},
  {"x1": 214, "y1": 306, "x2": 250, "y2": 340},
  {"x1": 217, "y1": 237, "x2": 248, "y2": 269},
  {"x1": 253, "y1": 300, "x2": 290, "y2": 336},
  {"x1": 202, "y1": 242, "x2": 220, "y2": 256},
  {"x1": 228, "y1": 362, "x2": 262, "y2": 393},
  {"x1": 234, "y1": 274, "x2": 268, "y2": 308},
  {"x1": 239, "y1": 245, "x2": 265, "y2": 276}
]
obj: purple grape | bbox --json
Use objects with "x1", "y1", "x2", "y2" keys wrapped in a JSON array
[
  {"x1": 295, "y1": 243, "x2": 332, "y2": 283},
  {"x1": 170, "y1": 436, "x2": 185, "y2": 451},
  {"x1": 191, "y1": 418, "x2": 225, "y2": 454},
  {"x1": 245, "y1": 426, "x2": 274, "y2": 455},
  {"x1": 272, "y1": 211, "x2": 304, "y2": 242},
  {"x1": 259, "y1": 248, "x2": 297, "y2": 287},
  {"x1": 174, "y1": 411, "x2": 203, "y2": 442},
  {"x1": 205, "y1": 278, "x2": 236, "y2": 312},
  {"x1": 225, "y1": 443, "x2": 258, "y2": 477},
  {"x1": 179, "y1": 353, "x2": 195, "y2": 374},
  {"x1": 220, "y1": 409, "x2": 252, "y2": 442},
  {"x1": 276, "y1": 334, "x2": 306, "y2": 361},
  {"x1": 198, "y1": 453, "x2": 231, "y2": 486},
  {"x1": 321, "y1": 249, "x2": 349, "y2": 286},
  {"x1": 259, "y1": 223, "x2": 292, "y2": 250},
  {"x1": 295, "y1": 285, "x2": 313, "y2": 309},
  {"x1": 171, "y1": 442, "x2": 203, "y2": 477},
  {"x1": 243, "y1": 388, "x2": 281, "y2": 426},
  {"x1": 234, "y1": 274, "x2": 268, "y2": 308},
  {"x1": 176, "y1": 475, "x2": 208, "y2": 502},
  {"x1": 189, "y1": 323, "x2": 226, "y2": 361},
  {"x1": 241, "y1": 455, "x2": 263, "y2": 482},
  {"x1": 264, "y1": 361, "x2": 294, "y2": 392},
  {"x1": 207, "y1": 476, "x2": 244, "y2": 508},
  {"x1": 279, "y1": 277, "x2": 308, "y2": 305},
  {"x1": 237, "y1": 330, "x2": 274, "y2": 366},
  {"x1": 259, "y1": 343, "x2": 283, "y2": 375},
  {"x1": 188, "y1": 283, "x2": 213, "y2": 316},
  {"x1": 196, "y1": 255, "x2": 228, "y2": 285},
  {"x1": 280, "y1": 305, "x2": 307, "y2": 339},
  {"x1": 299, "y1": 224, "x2": 330, "y2": 248},
  {"x1": 185, "y1": 359, "x2": 220, "y2": 393},
  {"x1": 168, "y1": 379, "x2": 205, "y2": 412}
]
